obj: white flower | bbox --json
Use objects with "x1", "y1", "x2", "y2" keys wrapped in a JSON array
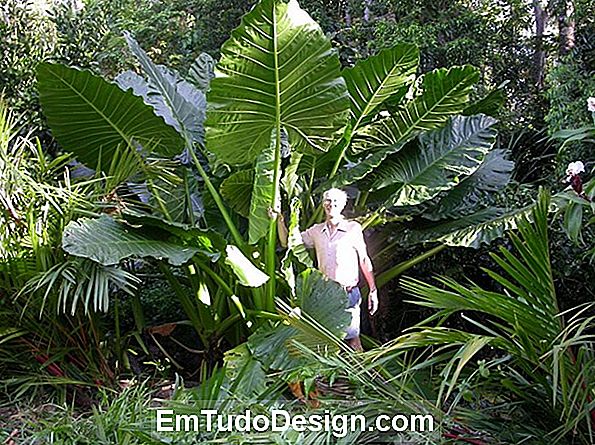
[
  {"x1": 588, "y1": 97, "x2": 595, "y2": 113},
  {"x1": 566, "y1": 161, "x2": 585, "y2": 177},
  {"x1": 379, "y1": 110, "x2": 391, "y2": 118},
  {"x1": 565, "y1": 161, "x2": 585, "y2": 182}
]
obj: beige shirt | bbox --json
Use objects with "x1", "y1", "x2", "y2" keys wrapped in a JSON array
[{"x1": 301, "y1": 218, "x2": 371, "y2": 288}]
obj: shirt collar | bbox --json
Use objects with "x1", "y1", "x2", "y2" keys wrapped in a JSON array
[{"x1": 322, "y1": 218, "x2": 348, "y2": 234}]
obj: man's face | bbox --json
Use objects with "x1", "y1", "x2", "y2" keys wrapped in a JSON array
[{"x1": 323, "y1": 195, "x2": 346, "y2": 219}]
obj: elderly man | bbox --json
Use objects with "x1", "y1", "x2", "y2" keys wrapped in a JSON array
[{"x1": 274, "y1": 188, "x2": 378, "y2": 351}]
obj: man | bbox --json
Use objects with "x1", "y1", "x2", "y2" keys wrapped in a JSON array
[{"x1": 273, "y1": 188, "x2": 378, "y2": 351}]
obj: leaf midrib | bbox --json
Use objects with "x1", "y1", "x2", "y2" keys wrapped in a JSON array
[
  {"x1": 352, "y1": 49, "x2": 416, "y2": 132},
  {"x1": 396, "y1": 67, "x2": 477, "y2": 143},
  {"x1": 48, "y1": 66, "x2": 131, "y2": 147},
  {"x1": 405, "y1": 119, "x2": 494, "y2": 186}
]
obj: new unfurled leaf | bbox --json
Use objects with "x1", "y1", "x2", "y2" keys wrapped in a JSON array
[
  {"x1": 225, "y1": 245, "x2": 269, "y2": 287},
  {"x1": 249, "y1": 131, "x2": 279, "y2": 244}
]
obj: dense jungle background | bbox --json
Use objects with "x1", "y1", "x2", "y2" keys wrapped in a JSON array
[{"x1": 1, "y1": 0, "x2": 594, "y2": 443}]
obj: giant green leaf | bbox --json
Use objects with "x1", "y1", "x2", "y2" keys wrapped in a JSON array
[
  {"x1": 424, "y1": 149, "x2": 514, "y2": 220},
  {"x1": 373, "y1": 115, "x2": 497, "y2": 207},
  {"x1": 223, "y1": 343, "x2": 267, "y2": 398},
  {"x1": 205, "y1": 0, "x2": 350, "y2": 165},
  {"x1": 121, "y1": 210, "x2": 226, "y2": 254},
  {"x1": 315, "y1": 141, "x2": 408, "y2": 193},
  {"x1": 120, "y1": 32, "x2": 206, "y2": 144},
  {"x1": 37, "y1": 63, "x2": 184, "y2": 169},
  {"x1": 462, "y1": 84, "x2": 506, "y2": 117},
  {"x1": 343, "y1": 44, "x2": 418, "y2": 131},
  {"x1": 397, "y1": 192, "x2": 572, "y2": 248},
  {"x1": 353, "y1": 65, "x2": 479, "y2": 154},
  {"x1": 63, "y1": 215, "x2": 202, "y2": 266},
  {"x1": 401, "y1": 206, "x2": 535, "y2": 248}
]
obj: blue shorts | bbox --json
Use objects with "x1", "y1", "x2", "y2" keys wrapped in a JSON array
[{"x1": 345, "y1": 287, "x2": 361, "y2": 340}]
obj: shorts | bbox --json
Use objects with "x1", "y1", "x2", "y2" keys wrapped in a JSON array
[{"x1": 345, "y1": 287, "x2": 361, "y2": 340}]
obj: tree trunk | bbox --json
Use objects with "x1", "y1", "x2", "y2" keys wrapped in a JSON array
[
  {"x1": 532, "y1": 0, "x2": 548, "y2": 89},
  {"x1": 555, "y1": 0, "x2": 575, "y2": 56}
]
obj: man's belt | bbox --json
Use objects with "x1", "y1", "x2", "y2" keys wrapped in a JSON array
[{"x1": 345, "y1": 285, "x2": 358, "y2": 292}]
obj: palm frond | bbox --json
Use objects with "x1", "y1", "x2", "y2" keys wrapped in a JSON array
[
  {"x1": 20, "y1": 257, "x2": 140, "y2": 315},
  {"x1": 398, "y1": 189, "x2": 595, "y2": 442}
]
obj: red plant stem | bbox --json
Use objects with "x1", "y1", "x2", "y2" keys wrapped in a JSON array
[{"x1": 34, "y1": 354, "x2": 65, "y2": 377}]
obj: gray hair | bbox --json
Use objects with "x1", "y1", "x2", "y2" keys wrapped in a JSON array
[{"x1": 322, "y1": 188, "x2": 348, "y2": 203}]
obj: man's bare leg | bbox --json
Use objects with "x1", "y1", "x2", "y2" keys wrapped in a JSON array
[{"x1": 347, "y1": 336, "x2": 363, "y2": 352}]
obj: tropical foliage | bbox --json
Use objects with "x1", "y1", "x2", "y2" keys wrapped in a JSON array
[
  {"x1": 398, "y1": 190, "x2": 595, "y2": 443},
  {"x1": 32, "y1": 0, "x2": 508, "y2": 311}
]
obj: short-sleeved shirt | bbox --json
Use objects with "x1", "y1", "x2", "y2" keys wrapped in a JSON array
[{"x1": 301, "y1": 218, "x2": 371, "y2": 288}]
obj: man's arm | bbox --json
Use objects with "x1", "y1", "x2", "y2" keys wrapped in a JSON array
[
  {"x1": 269, "y1": 208, "x2": 315, "y2": 250},
  {"x1": 359, "y1": 255, "x2": 378, "y2": 316},
  {"x1": 354, "y1": 224, "x2": 378, "y2": 315}
]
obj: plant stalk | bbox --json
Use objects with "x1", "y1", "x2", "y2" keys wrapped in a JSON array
[
  {"x1": 265, "y1": 8, "x2": 283, "y2": 312},
  {"x1": 376, "y1": 244, "x2": 447, "y2": 288},
  {"x1": 306, "y1": 131, "x2": 351, "y2": 227},
  {"x1": 186, "y1": 141, "x2": 244, "y2": 250}
]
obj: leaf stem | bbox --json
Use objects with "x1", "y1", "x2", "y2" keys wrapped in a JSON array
[
  {"x1": 376, "y1": 244, "x2": 447, "y2": 288},
  {"x1": 266, "y1": 4, "x2": 282, "y2": 313},
  {"x1": 187, "y1": 142, "x2": 244, "y2": 249}
]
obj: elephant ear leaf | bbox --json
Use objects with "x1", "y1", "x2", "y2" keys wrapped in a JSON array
[
  {"x1": 343, "y1": 44, "x2": 418, "y2": 132},
  {"x1": 353, "y1": 65, "x2": 480, "y2": 153},
  {"x1": 120, "y1": 32, "x2": 206, "y2": 144},
  {"x1": 424, "y1": 149, "x2": 514, "y2": 220},
  {"x1": 463, "y1": 82, "x2": 507, "y2": 117},
  {"x1": 248, "y1": 269, "x2": 350, "y2": 371},
  {"x1": 37, "y1": 63, "x2": 184, "y2": 169},
  {"x1": 206, "y1": 0, "x2": 349, "y2": 165},
  {"x1": 400, "y1": 205, "x2": 536, "y2": 248},
  {"x1": 63, "y1": 215, "x2": 203, "y2": 266},
  {"x1": 372, "y1": 115, "x2": 498, "y2": 207},
  {"x1": 220, "y1": 170, "x2": 254, "y2": 218}
]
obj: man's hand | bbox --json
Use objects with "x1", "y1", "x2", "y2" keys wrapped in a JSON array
[
  {"x1": 368, "y1": 288, "x2": 378, "y2": 316},
  {"x1": 267, "y1": 207, "x2": 283, "y2": 221},
  {"x1": 268, "y1": 207, "x2": 288, "y2": 247}
]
